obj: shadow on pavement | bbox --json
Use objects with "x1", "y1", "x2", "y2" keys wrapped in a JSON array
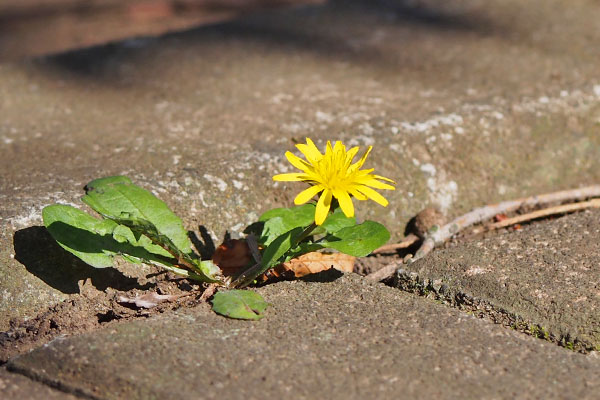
[
  {"x1": 189, "y1": 225, "x2": 217, "y2": 260},
  {"x1": 34, "y1": 0, "x2": 496, "y2": 81},
  {"x1": 300, "y1": 268, "x2": 343, "y2": 283},
  {"x1": 13, "y1": 226, "x2": 151, "y2": 294}
]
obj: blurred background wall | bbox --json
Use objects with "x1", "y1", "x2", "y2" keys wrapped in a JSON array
[{"x1": 0, "y1": 0, "x2": 324, "y2": 59}]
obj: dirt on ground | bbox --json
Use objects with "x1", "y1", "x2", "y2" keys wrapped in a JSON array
[{"x1": 0, "y1": 274, "x2": 209, "y2": 363}]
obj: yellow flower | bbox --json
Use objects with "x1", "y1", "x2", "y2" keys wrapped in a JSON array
[{"x1": 273, "y1": 138, "x2": 395, "y2": 225}]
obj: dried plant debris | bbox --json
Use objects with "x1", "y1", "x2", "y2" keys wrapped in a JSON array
[
  {"x1": 117, "y1": 292, "x2": 188, "y2": 309},
  {"x1": 266, "y1": 252, "x2": 355, "y2": 280},
  {"x1": 367, "y1": 185, "x2": 600, "y2": 282}
]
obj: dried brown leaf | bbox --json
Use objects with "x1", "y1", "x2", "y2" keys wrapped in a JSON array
[
  {"x1": 212, "y1": 239, "x2": 253, "y2": 276},
  {"x1": 117, "y1": 292, "x2": 183, "y2": 309},
  {"x1": 280, "y1": 252, "x2": 355, "y2": 278}
]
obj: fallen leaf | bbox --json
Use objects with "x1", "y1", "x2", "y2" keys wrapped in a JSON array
[
  {"x1": 212, "y1": 239, "x2": 253, "y2": 276},
  {"x1": 212, "y1": 290, "x2": 270, "y2": 320},
  {"x1": 117, "y1": 292, "x2": 184, "y2": 309},
  {"x1": 261, "y1": 252, "x2": 355, "y2": 282}
]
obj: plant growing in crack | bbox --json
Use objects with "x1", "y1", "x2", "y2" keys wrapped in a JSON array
[{"x1": 42, "y1": 138, "x2": 395, "y2": 320}]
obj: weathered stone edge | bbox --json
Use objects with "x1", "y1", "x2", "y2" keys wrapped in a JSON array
[
  {"x1": 6, "y1": 362, "x2": 101, "y2": 400},
  {"x1": 393, "y1": 268, "x2": 598, "y2": 353}
]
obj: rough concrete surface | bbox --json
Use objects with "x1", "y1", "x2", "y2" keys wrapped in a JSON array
[
  {"x1": 0, "y1": 367, "x2": 78, "y2": 399},
  {"x1": 398, "y1": 209, "x2": 600, "y2": 351},
  {"x1": 7, "y1": 273, "x2": 600, "y2": 400},
  {"x1": 2, "y1": 0, "x2": 600, "y2": 329}
]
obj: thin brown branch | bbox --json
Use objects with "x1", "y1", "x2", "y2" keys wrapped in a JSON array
[
  {"x1": 488, "y1": 199, "x2": 600, "y2": 230},
  {"x1": 372, "y1": 234, "x2": 419, "y2": 254},
  {"x1": 365, "y1": 261, "x2": 403, "y2": 281},
  {"x1": 368, "y1": 185, "x2": 600, "y2": 282}
]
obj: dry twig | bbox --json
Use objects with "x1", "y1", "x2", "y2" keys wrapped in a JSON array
[
  {"x1": 372, "y1": 233, "x2": 419, "y2": 254},
  {"x1": 367, "y1": 185, "x2": 600, "y2": 282},
  {"x1": 365, "y1": 260, "x2": 403, "y2": 282},
  {"x1": 487, "y1": 199, "x2": 600, "y2": 230}
]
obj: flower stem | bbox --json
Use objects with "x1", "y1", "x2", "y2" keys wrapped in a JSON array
[
  {"x1": 230, "y1": 222, "x2": 319, "y2": 289},
  {"x1": 291, "y1": 222, "x2": 318, "y2": 248}
]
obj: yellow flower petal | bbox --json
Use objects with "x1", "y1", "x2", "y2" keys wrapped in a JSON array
[
  {"x1": 272, "y1": 138, "x2": 394, "y2": 224},
  {"x1": 355, "y1": 176, "x2": 396, "y2": 190},
  {"x1": 348, "y1": 187, "x2": 368, "y2": 201},
  {"x1": 305, "y1": 138, "x2": 321, "y2": 156},
  {"x1": 373, "y1": 174, "x2": 396, "y2": 183},
  {"x1": 273, "y1": 173, "x2": 309, "y2": 182},
  {"x1": 332, "y1": 140, "x2": 345, "y2": 154},
  {"x1": 332, "y1": 188, "x2": 354, "y2": 218},
  {"x1": 355, "y1": 168, "x2": 375, "y2": 176},
  {"x1": 296, "y1": 138, "x2": 323, "y2": 164},
  {"x1": 294, "y1": 184, "x2": 324, "y2": 205},
  {"x1": 325, "y1": 141, "x2": 334, "y2": 157},
  {"x1": 302, "y1": 170, "x2": 324, "y2": 185},
  {"x1": 349, "y1": 146, "x2": 372, "y2": 171},
  {"x1": 354, "y1": 185, "x2": 389, "y2": 207},
  {"x1": 315, "y1": 189, "x2": 332, "y2": 225},
  {"x1": 285, "y1": 151, "x2": 311, "y2": 172},
  {"x1": 344, "y1": 146, "x2": 360, "y2": 167}
]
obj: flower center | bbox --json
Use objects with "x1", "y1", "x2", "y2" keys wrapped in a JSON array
[{"x1": 313, "y1": 147, "x2": 354, "y2": 190}]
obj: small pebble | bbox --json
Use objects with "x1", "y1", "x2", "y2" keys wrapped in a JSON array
[{"x1": 412, "y1": 207, "x2": 446, "y2": 238}]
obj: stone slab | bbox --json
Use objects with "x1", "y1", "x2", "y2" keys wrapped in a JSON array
[
  {"x1": 398, "y1": 209, "x2": 600, "y2": 351},
  {"x1": 0, "y1": 368, "x2": 79, "y2": 399},
  {"x1": 7, "y1": 273, "x2": 600, "y2": 400},
  {"x1": 2, "y1": 0, "x2": 600, "y2": 328}
]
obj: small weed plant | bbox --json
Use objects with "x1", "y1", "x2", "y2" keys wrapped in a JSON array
[{"x1": 43, "y1": 139, "x2": 395, "y2": 319}]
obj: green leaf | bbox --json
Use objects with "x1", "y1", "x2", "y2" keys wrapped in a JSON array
[
  {"x1": 42, "y1": 205, "x2": 116, "y2": 268},
  {"x1": 320, "y1": 221, "x2": 390, "y2": 257},
  {"x1": 82, "y1": 176, "x2": 192, "y2": 254},
  {"x1": 258, "y1": 204, "x2": 315, "y2": 245},
  {"x1": 282, "y1": 242, "x2": 325, "y2": 262},
  {"x1": 212, "y1": 290, "x2": 270, "y2": 320},
  {"x1": 100, "y1": 214, "x2": 221, "y2": 283},
  {"x1": 261, "y1": 226, "x2": 304, "y2": 269},
  {"x1": 162, "y1": 262, "x2": 221, "y2": 282},
  {"x1": 258, "y1": 203, "x2": 315, "y2": 222},
  {"x1": 198, "y1": 260, "x2": 222, "y2": 280},
  {"x1": 320, "y1": 208, "x2": 356, "y2": 234},
  {"x1": 232, "y1": 226, "x2": 304, "y2": 288},
  {"x1": 112, "y1": 224, "x2": 137, "y2": 244},
  {"x1": 85, "y1": 176, "x2": 133, "y2": 190},
  {"x1": 111, "y1": 224, "x2": 172, "y2": 258},
  {"x1": 42, "y1": 205, "x2": 176, "y2": 269}
]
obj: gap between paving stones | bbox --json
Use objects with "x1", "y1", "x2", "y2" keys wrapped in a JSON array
[
  {"x1": 393, "y1": 267, "x2": 591, "y2": 353},
  {"x1": 6, "y1": 272, "x2": 600, "y2": 400},
  {"x1": 0, "y1": 252, "x2": 588, "y2": 368},
  {"x1": 1, "y1": 212, "x2": 595, "y2": 365},
  {"x1": 389, "y1": 209, "x2": 600, "y2": 354},
  {"x1": 1, "y1": 215, "x2": 598, "y2": 398},
  {"x1": 0, "y1": 367, "x2": 83, "y2": 400},
  {"x1": 2, "y1": 367, "x2": 97, "y2": 400}
]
